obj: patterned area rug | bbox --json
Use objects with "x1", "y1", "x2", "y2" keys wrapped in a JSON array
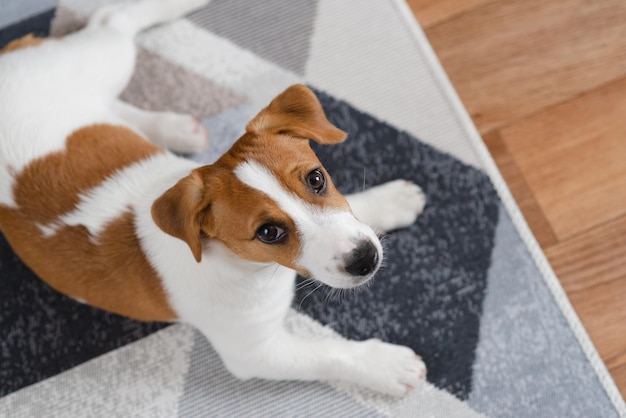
[{"x1": 1, "y1": 1, "x2": 625, "y2": 416}]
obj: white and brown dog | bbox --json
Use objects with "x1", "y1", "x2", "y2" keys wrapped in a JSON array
[{"x1": 0, "y1": 0, "x2": 427, "y2": 396}]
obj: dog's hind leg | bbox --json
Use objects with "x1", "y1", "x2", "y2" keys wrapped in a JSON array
[{"x1": 112, "y1": 100, "x2": 209, "y2": 154}]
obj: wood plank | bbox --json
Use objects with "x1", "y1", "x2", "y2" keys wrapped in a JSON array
[
  {"x1": 498, "y1": 77, "x2": 626, "y2": 241},
  {"x1": 545, "y1": 215, "x2": 626, "y2": 294},
  {"x1": 566, "y1": 277, "x2": 626, "y2": 370},
  {"x1": 482, "y1": 131, "x2": 557, "y2": 248},
  {"x1": 424, "y1": 0, "x2": 626, "y2": 133},
  {"x1": 407, "y1": 0, "x2": 494, "y2": 28}
]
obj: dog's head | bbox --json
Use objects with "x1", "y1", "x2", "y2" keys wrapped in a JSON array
[{"x1": 152, "y1": 85, "x2": 382, "y2": 288}]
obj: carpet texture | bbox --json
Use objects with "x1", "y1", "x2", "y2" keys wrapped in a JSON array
[{"x1": 0, "y1": 1, "x2": 624, "y2": 417}]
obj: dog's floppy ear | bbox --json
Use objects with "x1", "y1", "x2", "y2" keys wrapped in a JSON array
[
  {"x1": 247, "y1": 84, "x2": 347, "y2": 144},
  {"x1": 152, "y1": 170, "x2": 208, "y2": 263}
]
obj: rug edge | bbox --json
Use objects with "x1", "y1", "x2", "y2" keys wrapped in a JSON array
[{"x1": 390, "y1": 0, "x2": 626, "y2": 414}]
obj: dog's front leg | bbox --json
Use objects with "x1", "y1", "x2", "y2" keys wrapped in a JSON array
[
  {"x1": 346, "y1": 180, "x2": 426, "y2": 233},
  {"x1": 214, "y1": 327, "x2": 426, "y2": 397}
]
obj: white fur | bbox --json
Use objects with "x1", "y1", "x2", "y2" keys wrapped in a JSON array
[
  {"x1": 42, "y1": 153, "x2": 195, "y2": 240},
  {"x1": 0, "y1": 0, "x2": 427, "y2": 397}
]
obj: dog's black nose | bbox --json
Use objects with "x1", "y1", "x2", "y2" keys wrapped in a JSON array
[{"x1": 345, "y1": 240, "x2": 379, "y2": 277}]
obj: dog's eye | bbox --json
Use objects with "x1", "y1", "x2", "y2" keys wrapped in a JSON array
[
  {"x1": 256, "y1": 224, "x2": 286, "y2": 244},
  {"x1": 306, "y1": 169, "x2": 326, "y2": 194}
]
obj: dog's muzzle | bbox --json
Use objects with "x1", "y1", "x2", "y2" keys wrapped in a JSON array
[{"x1": 344, "y1": 239, "x2": 380, "y2": 277}]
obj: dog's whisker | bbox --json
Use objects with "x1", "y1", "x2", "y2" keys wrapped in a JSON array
[
  {"x1": 362, "y1": 167, "x2": 366, "y2": 193},
  {"x1": 295, "y1": 278, "x2": 316, "y2": 292},
  {"x1": 298, "y1": 282, "x2": 324, "y2": 311},
  {"x1": 322, "y1": 287, "x2": 335, "y2": 307},
  {"x1": 260, "y1": 264, "x2": 281, "y2": 293}
]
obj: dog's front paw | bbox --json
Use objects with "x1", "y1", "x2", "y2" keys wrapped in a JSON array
[
  {"x1": 350, "y1": 339, "x2": 427, "y2": 397},
  {"x1": 349, "y1": 180, "x2": 426, "y2": 233}
]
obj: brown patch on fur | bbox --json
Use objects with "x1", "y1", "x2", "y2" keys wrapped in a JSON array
[
  {"x1": 1, "y1": 34, "x2": 46, "y2": 54},
  {"x1": 152, "y1": 85, "x2": 350, "y2": 275},
  {"x1": 153, "y1": 163, "x2": 302, "y2": 270},
  {"x1": 0, "y1": 209, "x2": 177, "y2": 321},
  {"x1": 0, "y1": 124, "x2": 176, "y2": 321},
  {"x1": 247, "y1": 84, "x2": 347, "y2": 144},
  {"x1": 16, "y1": 125, "x2": 162, "y2": 224}
]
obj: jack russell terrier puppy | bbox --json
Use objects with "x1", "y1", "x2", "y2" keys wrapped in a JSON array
[{"x1": 0, "y1": 0, "x2": 427, "y2": 396}]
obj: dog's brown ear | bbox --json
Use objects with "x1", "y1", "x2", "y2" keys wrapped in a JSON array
[
  {"x1": 247, "y1": 84, "x2": 347, "y2": 144},
  {"x1": 152, "y1": 170, "x2": 207, "y2": 263}
]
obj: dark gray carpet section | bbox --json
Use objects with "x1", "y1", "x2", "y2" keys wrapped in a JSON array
[
  {"x1": 178, "y1": 330, "x2": 382, "y2": 417},
  {"x1": 187, "y1": 0, "x2": 319, "y2": 75},
  {"x1": 0, "y1": 8, "x2": 55, "y2": 50},
  {"x1": 0, "y1": 234, "x2": 169, "y2": 397},
  {"x1": 469, "y1": 204, "x2": 618, "y2": 418},
  {"x1": 294, "y1": 89, "x2": 500, "y2": 399}
]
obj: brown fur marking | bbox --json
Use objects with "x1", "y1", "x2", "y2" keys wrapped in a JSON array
[
  {"x1": 16, "y1": 125, "x2": 162, "y2": 224},
  {"x1": 1, "y1": 34, "x2": 46, "y2": 54},
  {"x1": 0, "y1": 124, "x2": 176, "y2": 321}
]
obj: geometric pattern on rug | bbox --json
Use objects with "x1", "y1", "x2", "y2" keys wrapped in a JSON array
[
  {"x1": 0, "y1": 226, "x2": 169, "y2": 397},
  {"x1": 187, "y1": 0, "x2": 319, "y2": 76},
  {"x1": 469, "y1": 204, "x2": 618, "y2": 417},
  {"x1": 0, "y1": 325, "x2": 196, "y2": 417},
  {"x1": 296, "y1": 89, "x2": 500, "y2": 399},
  {"x1": 304, "y1": 0, "x2": 484, "y2": 168},
  {"x1": 178, "y1": 329, "x2": 383, "y2": 417},
  {"x1": 49, "y1": 10, "x2": 249, "y2": 121},
  {"x1": 120, "y1": 47, "x2": 248, "y2": 120},
  {"x1": 0, "y1": 0, "x2": 55, "y2": 29}
]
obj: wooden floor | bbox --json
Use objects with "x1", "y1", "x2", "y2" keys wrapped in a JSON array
[{"x1": 408, "y1": 0, "x2": 626, "y2": 399}]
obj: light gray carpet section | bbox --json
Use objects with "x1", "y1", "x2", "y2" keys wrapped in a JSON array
[
  {"x1": 134, "y1": 19, "x2": 303, "y2": 116},
  {"x1": 177, "y1": 330, "x2": 383, "y2": 417},
  {"x1": 305, "y1": 0, "x2": 483, "y2": 168},
  {"x1": 187, "y1": 0, "x2": 319, "y2": 75},
  {"x1": 0, "y1": 0, "x2": 55, "y2": 28},
  {"x1": 0, "y1": 325, "x2": 195, "y2": 418},
  {"x1": 191, "y1": 102, "x2": 251, "y2": 164},
  {"x1": 468, "y1": 204, "x2": 618, "y2": 418}
]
